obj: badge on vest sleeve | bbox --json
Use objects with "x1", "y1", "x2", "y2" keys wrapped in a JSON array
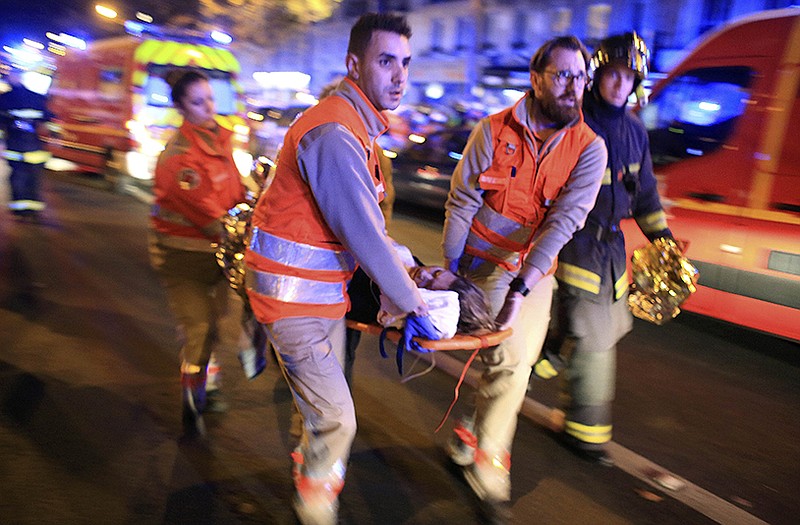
[{"x1": 177, "y1": 168, "x2": 201, "y2": 190}]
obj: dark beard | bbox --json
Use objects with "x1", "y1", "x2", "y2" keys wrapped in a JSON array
[{"x1": 538, "y1": 94, "x2": 580, "y2": 127}]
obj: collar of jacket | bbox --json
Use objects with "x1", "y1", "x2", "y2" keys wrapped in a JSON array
[
  {"x1": 180, "y1": 119, "x2": 233, "y2": 157},
  {"x1": 516, "y1": 89, "x2": 585, "y2": 134},
  {"x1": 331, "y1": 77, "x2": 390, "y2": 142},
  {"x1": 583, "y1": 89, "x2": 627, "y2": 120}
]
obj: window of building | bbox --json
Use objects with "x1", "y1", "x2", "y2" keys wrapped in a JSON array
[
  {"x1": 699, "y1": 0, "x2": 731, "y2": 35},
  {"x1": 512, "y1": 11, "x2": 528, "y2": 50},
  {"x1": 481, "y1": 12, "x2": 495, "y2": 51},
  {"x1": 430, "y1": 18, "x2": 444, "y2": 53},
  {"x1": 551, "y1": 7, "x2": 572, "y2": 34},
  {"x1": 456, "y1": 17, "x2": 473, "y2": 51},
  {"x1": 586, "y1": 4, "x2": 612, "y2": 40}
]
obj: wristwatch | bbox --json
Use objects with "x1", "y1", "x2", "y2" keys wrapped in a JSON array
[{"x1": 509, "y1": 277, "x2": 530, "y2": 297}]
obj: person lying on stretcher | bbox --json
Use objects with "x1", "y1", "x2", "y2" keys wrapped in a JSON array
[
  {"x1": 347, "y1": 242, "x2": 496, "y2": 338},
  {"x1": 344, "y1": 242, "x2": 499, "y2": 378}
]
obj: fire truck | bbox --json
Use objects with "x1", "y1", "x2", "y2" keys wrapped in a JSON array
[
  {"x1": 625, "y1": 8, "x2": 800, "y2": 342},
  {"x1": 45, "y1": 26, "x2": 251, "y2": 186}
]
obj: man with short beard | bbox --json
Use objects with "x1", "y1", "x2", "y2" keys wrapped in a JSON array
[{"x1": 442, "y1": 36, "x2": 607, "y2": 520}]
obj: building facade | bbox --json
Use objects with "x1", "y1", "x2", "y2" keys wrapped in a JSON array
[{"x1": 237, "y1": 0, "x2": 796, "y2": 106}]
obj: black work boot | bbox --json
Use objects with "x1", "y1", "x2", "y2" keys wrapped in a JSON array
[
  {"x1": 559, "y1": 433, "x2": 614, "y2": 467},
  {"x1": 181, "y1": 371, "x2": 207, "y2": 438}
]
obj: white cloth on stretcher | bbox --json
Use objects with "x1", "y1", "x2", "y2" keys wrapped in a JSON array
[{"x1": 376, "y1": 240, "x2": 460, "y2": 339}]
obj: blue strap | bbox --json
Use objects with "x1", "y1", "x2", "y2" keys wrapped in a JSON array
[
  {"x1": 378, "y1": 327, "x2": 407, "y2": 375},
  {"x1": 379, "y1": 327, "x2": 391, "y2": 359}
]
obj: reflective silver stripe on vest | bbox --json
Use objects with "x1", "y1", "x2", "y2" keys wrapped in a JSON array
[
  {"x1": 250, "y1": 227, "x2": 356, "y2": 273},
  {"x1": 246, "y1": 268, "x2": 345, "y2": 305},
  {"x1": 465, "y1": 204, "x2": 534, "y2": 265},
  {"x1": 474, "y1": 204, "x2": 534, "y2": 245},
  {"x1": 151, "y1": 204, "x2": 194, "y2": 227},
  {"x1": 465, "y1": 231, "x2": 521, "y2": 267}
]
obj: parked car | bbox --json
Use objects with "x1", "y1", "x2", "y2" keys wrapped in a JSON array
[
  {"x1": 248, "y1": 104, "x2": 310, "y2": 161},
  {"x1": 387, "y1": 127, "x2": 470, "y2": 210}
]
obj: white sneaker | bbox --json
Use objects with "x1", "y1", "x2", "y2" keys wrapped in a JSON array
[
  {"x1": 463, "y1": 449, "x2": 511, "y2": 502},
  {"x1": 291, "y1": 450, "x2": 343, "y2": 525},
  {"x1": 446, "y1": 417, "x2": 477, "y2": 466},
  {"x1": 292, "y1": 494, "x2": 338, "y2": 525}
]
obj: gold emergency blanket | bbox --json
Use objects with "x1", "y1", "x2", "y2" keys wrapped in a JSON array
[
  {"x1": 216, "y1": 162, "x2": 269, "y2": 298},
  {"x1": 216, "y1": 200, "x2": 255, "y2": 298},
  {"x1": 627, "y1": 237, "x2": 699, "y2": 325}
]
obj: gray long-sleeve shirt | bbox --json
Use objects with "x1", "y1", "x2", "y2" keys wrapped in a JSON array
[
  {"x1": 443, "y1": 94, "x2": 608, "y2": 282},
  {"x1": 295, "y1": 79, "x2": 424, "y2": 315}
]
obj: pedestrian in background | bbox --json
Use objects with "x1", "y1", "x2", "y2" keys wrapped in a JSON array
[
  {"x1": 442, "y1": 36, "x2": 607, "y2": 520},
  {"x1": 149, "y1": 69, "x2": 250, "y2": 439},
  {"x1": 244, "y1": 13, "x2": 441, "y2": 525},
  {"x1": 533, "y1": 33, "x2": 676, "y2": 466},
  {"x1": 0, "y1": 68, "x2": 51, "y2": 219}
]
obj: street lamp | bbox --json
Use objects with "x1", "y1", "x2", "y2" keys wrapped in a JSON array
[{"x1": 95, "y1": 5, "x2": 118, "y2": 20}]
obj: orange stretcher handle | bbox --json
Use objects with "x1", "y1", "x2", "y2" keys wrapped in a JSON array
[{"x1": 345, "y1": 320, "x2": 513, "y2": 351}]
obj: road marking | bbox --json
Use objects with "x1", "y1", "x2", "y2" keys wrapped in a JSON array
[
  {"x1": 423, "y1": 351, "x2": 769, "y2": 525},
  {"x1": 608, "y1": 444, "x2": 768, "y2": 525},
  {"x1": 123, "y1": 184, "x2": 155, "y2": 205}
]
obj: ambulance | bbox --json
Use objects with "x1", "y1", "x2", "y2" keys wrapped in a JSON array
[
  {"x1": 625, "y1": 8, "x2": 800, "y2": 342},
  {"x1": 45, "y1": 27, "x2": 252, "y2": 185}
]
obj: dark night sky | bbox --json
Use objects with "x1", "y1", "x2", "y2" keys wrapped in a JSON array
[{"x1": 0, "y1": 0, "x2": 200, "y2": 45}]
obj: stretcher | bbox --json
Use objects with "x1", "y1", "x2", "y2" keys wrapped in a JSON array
[
  {"x1": 345, "y1": 320, "x2": 513, "y2": 431},
  {"x1": 345, "y1": 320, "x2": 512, "y2": 351}
]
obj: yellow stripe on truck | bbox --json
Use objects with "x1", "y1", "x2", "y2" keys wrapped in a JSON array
[
  {"x1": 133, "y1": 39, "x2": 161, "y2": 64},
  {"x1": 151, "y1": 41, "x2": 181, "y2": 66},
  {"x1": 133, "y1": 40, "x2": 241, "y2": 74}
]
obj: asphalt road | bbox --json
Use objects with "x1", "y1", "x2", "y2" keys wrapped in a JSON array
[{"x1": 0, "y1": 171, "x2": 797, "y2": 524}]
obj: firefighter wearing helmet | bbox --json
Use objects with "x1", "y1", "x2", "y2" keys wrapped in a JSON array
[
  {"x1": 533, "y1": 32, "x2": 680, "y2": 466},
  {"x1": 0, "y1": 68, "x2": 51, "y2": 219}
]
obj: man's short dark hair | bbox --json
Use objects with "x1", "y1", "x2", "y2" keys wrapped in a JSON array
[
  {"x1": 347, "y1": 12, "x2": 412, "y2": 57},
  {"x1": 529, "y1": 36, "x2": 590, "y2": 73}
]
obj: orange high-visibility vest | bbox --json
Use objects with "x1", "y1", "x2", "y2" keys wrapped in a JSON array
[
  {"x1": 151, "y1": 121, "x2": 244, "y2": 248},
  {"x1": 246, "y1": 88, "x2": 387, "y2": 322},
  {"x1": 465, "y1": 97, "x2": 597, "y2": 271}
]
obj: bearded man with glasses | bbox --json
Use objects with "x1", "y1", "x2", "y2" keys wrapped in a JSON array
[{"x1": 442, "y1": 36, "x2": 607, "y2": 521}]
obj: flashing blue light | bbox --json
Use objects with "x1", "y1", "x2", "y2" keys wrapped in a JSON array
[
  {"x1": 449, "y1": 151, "x2": 463, "y2": 161},
  {"x1": 125, "y1": 20, "x2": 147, "y2": 36},
  {"x1": 698, "y1": 101, "x2": 721, "y2": 112},
  {"x1": 210, "y1": 31, "x2": 232, "y2": 45},
  {"x1": 52, "y1": 33, "x2": 85, "y2": 50}
]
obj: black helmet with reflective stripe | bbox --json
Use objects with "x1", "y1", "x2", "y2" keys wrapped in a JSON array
[{"x1": 589, "y1": 32, "x2": 650, "y2": 90}]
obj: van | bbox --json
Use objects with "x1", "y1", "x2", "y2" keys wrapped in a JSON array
[
  {"x1": 45, "y1": 28, "x2": 252, "y2": 185},
  {"x1": 624, "y1": 8, "x2": 800, "y2": 342}
]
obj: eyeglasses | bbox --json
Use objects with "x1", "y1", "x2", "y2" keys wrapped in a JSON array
[{"x1": 542, "y1": 69, "x2": 588, "y2": 87}]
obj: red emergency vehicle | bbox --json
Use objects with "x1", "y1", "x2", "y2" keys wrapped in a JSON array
[
  {"x1": 45, "y1": 27, "x2": 251, "y2": 185},
  {"x1": 624, "y1": 8, "x2": 800, "y2": 342}
]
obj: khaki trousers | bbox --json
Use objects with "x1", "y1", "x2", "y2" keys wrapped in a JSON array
[
  {"x1": 464, "y1": 259, "x2": 554, "y2": 456},
  {"x1": 149, "y1": 240, "x2": 247, "y2": 368},
  {"x1": 267, "y1": 316, "x2": 354, "y2": 479}
]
